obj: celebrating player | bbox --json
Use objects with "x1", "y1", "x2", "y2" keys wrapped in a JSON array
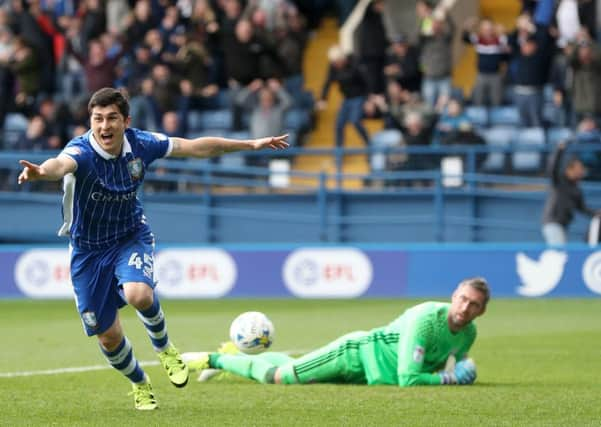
[
  {"x1": 187, "y1": 277, "x2": 489, "y2": 386},
  {"x1": 17, "y1": 87, "x2": 288, "y2": 410}
]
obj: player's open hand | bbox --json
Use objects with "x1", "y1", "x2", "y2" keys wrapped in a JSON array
[
  {"x1": 18, "y1": 160, "x2": 45, "y2": 184},
  {"x1": 252, "y1": 134, "x2": 289, "y2": 151}
]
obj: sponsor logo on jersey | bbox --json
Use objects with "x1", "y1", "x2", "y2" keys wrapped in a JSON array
[
  {"x1": 90, "y1": 190, "x2": 137, "y2": 202},
  {"x1": 82, "y1": 311, "x2": 98, "y2": 329},
  {"x1": 127, "y1": 158, "x2": 143, "y2": 180},
  {"x1": 413, "y1": 345, "x2": 425, "y2": 363}
]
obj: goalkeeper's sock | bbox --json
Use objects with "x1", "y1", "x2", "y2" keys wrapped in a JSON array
[
  {"x1": 212, "y1": 354, "x2": 277, "y2": 384},
  {"x1": 100, "y1": 337, "x2": 146, "y2": 384},
  {"x1": 259, "y1": 352, "x2": 294, "y2": 367},
  {"x1": 136, "y1": 295, "x2": 169, "y2": 352}
]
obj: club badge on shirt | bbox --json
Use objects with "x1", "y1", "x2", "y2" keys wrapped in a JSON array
[
  {"x1": 413, "y1": 345, "x2": 425, "y2": 363},
  {"x1": 127, "y1": 158, "x2": 143, "y2": 180}
]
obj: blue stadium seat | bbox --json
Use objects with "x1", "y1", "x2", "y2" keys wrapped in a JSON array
[
  {"x1": 489, "y1": 106, "x2": 520, "y2": 127},
  {"x1": 547, "y1": 127, "x2": 573, "y2": 147},
  {"x1": 185, "y1": 129, "x2": 227, "y2": 139},
  {"x1": 227, "y1": 130, "x2": 251, "y2": 140},
  {"x1": 283, "y1": 130, "x2": 298, "y2": 147},
  {"x1": 480, "y1": 126, "x2": 516, "y2": 172},
  {"x1": 464, "y1": 106, "x2": 488, "y2": 128},
  {"x1": 3, "y1": 113, "x2": 28, "y2": 149},
  {"x1": 214, "y1": 90, "x2": 232, "y2": 109},
  {"x1": 219, "y1": 154, "x2": 245, "y2": 169},
  {"x1": 4, "y1": 112, "x2": 28, "y2": 130},
  {"x1": 512, "y1": 127, "x2": 545, "y2": 173},
  {"x1": 284, "y1": 109, "x2": 311, "y2": 133},
  {"x1": 187, "y1": 109, "x2": 233, "y2": 132},
  {"x1": 543, "y1": 84, "x2": 554, "y2": 103},
  {"x1": 542, "y1": 102, "x2": 562, "y2": 127}
]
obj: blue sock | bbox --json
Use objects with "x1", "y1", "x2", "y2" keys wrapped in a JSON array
[
  {"x1": 137, "y1": 295, "x2": 169, "y2": 352},
  {"x1": 100, "y1": 337, "x2": 145, "y2": 384}
]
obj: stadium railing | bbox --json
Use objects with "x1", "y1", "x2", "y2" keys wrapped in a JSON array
[{"x1": 1, "y1": 143, "x2": 601, "y2": 242}]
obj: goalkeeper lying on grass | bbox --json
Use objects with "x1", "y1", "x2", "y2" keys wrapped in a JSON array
[{"x1": 185, "y1": 277, "x2": 488, "y2": 386}]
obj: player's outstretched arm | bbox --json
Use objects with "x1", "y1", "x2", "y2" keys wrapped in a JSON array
[
  {"x1": 168, "y1": 135, "x2": 289, "y2": 159},
  {"x1": 18, "y1": 155, "x2": 77, "y2": 184}
]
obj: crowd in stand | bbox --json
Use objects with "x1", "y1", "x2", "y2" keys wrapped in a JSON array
[
  {"x1": 0, "y1": 0, "x2": 314, "y2": 162},
  {"x1": 1, "y1": 0, "x2": 601, "y2": 191},
  {"x1": 317, "y1": 0, "x2": 601, "y2": 182}
]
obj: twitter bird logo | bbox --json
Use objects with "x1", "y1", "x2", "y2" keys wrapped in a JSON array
[{"x1": 516, "y1": 250, "x2": 567, "y2": 297}]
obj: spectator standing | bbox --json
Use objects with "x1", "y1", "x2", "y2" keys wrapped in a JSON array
[
  {"x1": 318, "y1": 45, "x2": 370, "y2": 147},
  {"x1": 569, "y1": 37, "x2": 601, "y2": 124},
  {"x1": 416, "y1": 2, "x2": 455, "y2": 108},
  {"x1": 462, "y1": 17, "x2": 509, "y2": 106},
  {"x1": 509, "y1": 32, "x2": 549, "y2": 127},
  {"x1": 383, "y1": 33, "x2": 421, "y2": 94},
  {"x1": 542, "y1": 141, "x2": 598, "y2": 245},
  {"x1": 356, "y1": 0, "x2": 388, "y2": 94},
  {"x1": 236, "y1": 78, "x2": 292, "y2": 139}
]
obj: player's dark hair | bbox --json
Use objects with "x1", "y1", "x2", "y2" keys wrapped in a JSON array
[
  {"x1": 460, "y1": 277, "x2": 490, "y2": 305},
  {"x1": 88, "y1": 87, "x2": 130, "y2": 118}
]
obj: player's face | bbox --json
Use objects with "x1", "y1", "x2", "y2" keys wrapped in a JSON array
[
  {"x1": 90, "y1": 105, "x2": 130, "y2": 156},
  {"x1": 448, "y1": 285, "x2": 486, "y2": 331}
]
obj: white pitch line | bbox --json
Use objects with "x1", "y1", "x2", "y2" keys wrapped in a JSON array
[
  {"x1": 0, "y1": 361, "x2": 160, "y2": 378},
  {"x1": 0, "y1": 349, "x2": 306, "y2": 379}
]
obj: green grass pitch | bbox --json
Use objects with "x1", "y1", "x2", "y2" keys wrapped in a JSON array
[{"x1": 1, "y1": 298, "x2": 599, "y2": 426}]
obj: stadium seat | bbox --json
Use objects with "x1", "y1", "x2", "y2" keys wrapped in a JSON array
[
  {"x1": 2, "y1": 113, "x2": 28, "y2": 150},
  {"x1": 542, "y1": 102, "x2": 562, "y2": 127},
  {"x1": 283, "y1": 130, "x2": 298, "y2": 147},
  {"x1": 284, "y1": 109, "x2": 312, "y2": 133},
  {"x1": 480, "y1": 126, "x2": 516, "y2": 172},
  {"x1": 185, "y1": 129, "x2": 227, "y2": 139},
  {"x1": 187, "y1": 109, "x2": 233, "y2": 132},
  {"x1": 543, "y1": 84, "x2": 554, "y2": 103},
  {"x1": 464, "y1": 106, "x2": 488, "y2": 128},
  {"x1": 489, "y1": 106, "x2": 521, "y2": 127},
  {"x1": 512, "y1": 127, "x2": 545, "y2": 173},
  {"x1": 546, "y1": 127, "x2": 573, "y2": 147}
]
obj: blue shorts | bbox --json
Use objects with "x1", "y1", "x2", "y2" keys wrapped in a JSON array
[{"x1": 70, "y1": 228, "x2": 156, "y2": 336}]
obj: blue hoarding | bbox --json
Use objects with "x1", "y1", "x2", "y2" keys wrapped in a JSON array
[{"x1": 1, "y1": 244, "x2": 600, "y2": 298}]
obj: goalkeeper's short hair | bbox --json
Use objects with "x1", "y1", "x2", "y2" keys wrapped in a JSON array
[{"x1": 460, "y1": 277, "x2": 490, "y2": 306}]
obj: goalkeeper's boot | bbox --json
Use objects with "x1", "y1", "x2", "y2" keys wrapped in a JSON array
[
  {"x1": 196, "y1": 341, "x2": 240, "y2": 382},
  {"x1": 158, "y1": 343, "x2": 189, "y2": 388},
  {"x1": 181, "y1": 352, "x2": 224, "y2": 382},
  {"x1": 129, "y1": 375, "x2": 158, "y2": 410},
  {"x1": 182, "y1": 352, "x2": 210, "y2": 372},
  {"x1": 217, "y1": 341, "x2": 240, "y2": 355}
]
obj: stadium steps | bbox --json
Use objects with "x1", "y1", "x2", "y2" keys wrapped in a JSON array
[{"x1": 292, "y1": 17, "x2": 377, "y2": 190}]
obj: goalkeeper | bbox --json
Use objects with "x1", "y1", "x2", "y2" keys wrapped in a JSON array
[{"x1": 187, "y1": 277, "x2": 489, "y2": 386}]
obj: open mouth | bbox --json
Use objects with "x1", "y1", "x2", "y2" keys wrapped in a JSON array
[{"x1": 100, "y1": 133, "x2": 113, "y2": 144}]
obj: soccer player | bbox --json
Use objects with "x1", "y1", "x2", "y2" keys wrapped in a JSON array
[
  {"x1": 188, "y1": 277, "x2": 489, "y2": 386},
  {"x1": 17, "y1": 87, "x2": 288, "y2": 410}
]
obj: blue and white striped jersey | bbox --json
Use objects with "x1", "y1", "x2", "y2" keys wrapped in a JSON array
[{"x1": 58, "y1": 128, "x2": 173, "y2": 250}]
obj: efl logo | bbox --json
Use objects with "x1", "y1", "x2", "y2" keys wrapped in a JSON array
[
  {"x1": 154, "y1": 249, "x2": 237, "y2": 298},
  {"x1": 14, "y1": 249, "x2": 73, "y2": 298},
  {"x1": 283, "y1": 248, "x2": 373, "y2": 298}
]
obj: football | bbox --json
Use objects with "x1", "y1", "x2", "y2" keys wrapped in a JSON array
[{"x1": 229, "y1": 311, "x2": 275, "y2": 354}]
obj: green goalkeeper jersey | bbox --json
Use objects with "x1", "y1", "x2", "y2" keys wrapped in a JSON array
[{"x1": 358, "y1": 301, "x2": 477, "y2": 386}]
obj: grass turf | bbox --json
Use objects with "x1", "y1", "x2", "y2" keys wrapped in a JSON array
[{"x1": 0, "y1": 298, "x2": 599, "y2": 426}]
